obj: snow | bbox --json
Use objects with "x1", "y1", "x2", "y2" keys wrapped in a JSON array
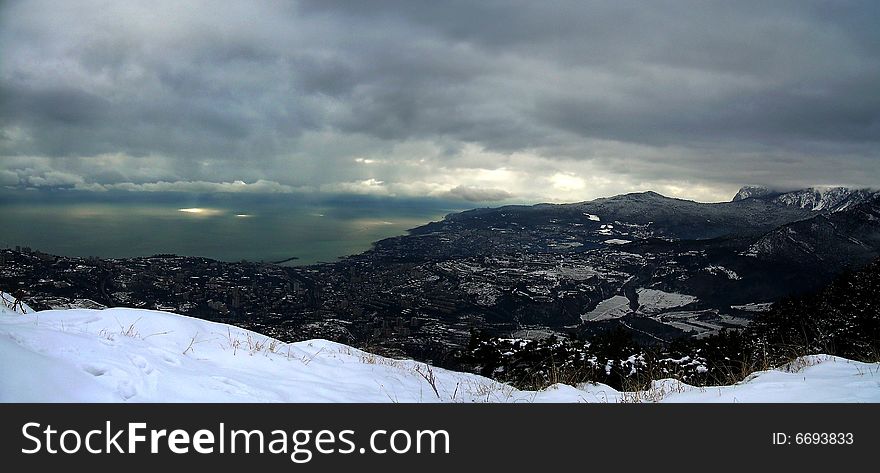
[
  {"x1": 544, "y1": 265, "x2": 598, "y2": 281},
  {"x1": 1, "y1": 307, "x2": 878, "y2": 403},
  {"x1": 704, "y1": 265, "x2": 741, "y2": 280},
  {"x1": 581, "y1": 295, "x2": 632, "y2": 321},
  {"x1": 0, "y1": 291, "x2": 33, "y2": 315},
  {"x1": 604, "y1": 239, "x2": 632, "y2": 245},
  {"x1": 636, "y1": 289, "x2": 698, "y2": 314},
  {"x1": 583, "y1": 213, "x2": 601, "y2": 221},
  {"x1": 657, "y1": 311, "x2": 721, "y2": 335},
  {"x1": 732, "y1": 186, "x2": 878, "y2": 212},
  {"x1": 732, "y1": 185, "x2": 772, "y2": 201},
  {"x1": 645, "y1": 356, "x2": 880, "y2": 403},
  {"x1": 770, "y1": 187, "x2": 878, "y2": 212},
  {"x1": 731, "y1": 302, "x2": 774, "y2": 312},
  {"x1": 0, "y1": 307, "x2": 529, "y2": 403}
]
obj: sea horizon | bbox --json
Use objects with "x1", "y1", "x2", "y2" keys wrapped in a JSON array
[{"x1": 0, "y1": 191, "x2": 467, "y2": 265}]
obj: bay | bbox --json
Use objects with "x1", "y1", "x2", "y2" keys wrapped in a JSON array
[{"x1": 0, "y1": 193, "x2": 464, "y2": 265}]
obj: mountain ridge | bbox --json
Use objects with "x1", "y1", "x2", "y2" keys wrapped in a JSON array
[
  {"x1": 731, "y1": 185, "x2": 878, "y2": 212},
  {"x1": 399, "y1": 186, "x2": 827, "y2": 261}
]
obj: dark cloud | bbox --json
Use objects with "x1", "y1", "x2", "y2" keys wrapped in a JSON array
[
  {"x1": 1, "y1": 0, "x2": 878, "y2": 202},
  {"x1": 446, "y1": 185, "x2": 512, "y2": 202}
]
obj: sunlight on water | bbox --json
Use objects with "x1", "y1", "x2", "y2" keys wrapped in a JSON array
[
  {"x1": 0, "y1": 198, "x2": 456, "y2": 265},
  {"x1": 178, "y1": 207, "x2": 224, "y2": 216}
]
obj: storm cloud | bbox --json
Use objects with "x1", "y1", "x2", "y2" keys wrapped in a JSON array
[{"x1": 1, "y1": 0, "x2": 878, "y2": 203}]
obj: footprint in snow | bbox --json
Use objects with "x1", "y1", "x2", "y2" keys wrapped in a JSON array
[
  {"x1": 82, "y1": 364, "x2": 109, "y2": 377},
  {"x1": 5, "y1": 332, "x2": 25, "y2": 345},
  {"x1": 116, "y1": 380, "x2": 137, "y2": 400},
  {"x1": 209, "y1": 376, "x2": 255, "y2": 396},
  {"x1": 148, "y1": 347, "x2": 182, "y2": 366},
  {"x1": 129, "y1": 355, "x2": 154, "y2": 374}
]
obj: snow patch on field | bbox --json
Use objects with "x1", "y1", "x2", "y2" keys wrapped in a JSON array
[
  {"x1": 636, "y1": 289, "x2": 698, "y2": 314},
  {"x1": 732, "y1": 302, "x2": 774, "y2": 312},
  {"x1": 604, "y1": 239, "x2": 632, "y2": 245},
  {"x1": 44, "y1": 298, "x2": 107, "y2": 310},
  {"x1": 544, "y1": 265, "x2": 598, "y2": 281},
  {"x1": 581, "y1": 295, "x2": 632, "y2": 321}
]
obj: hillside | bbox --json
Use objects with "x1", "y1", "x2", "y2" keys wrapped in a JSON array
[
  {"x1": 397, "y1": 190, "x2": 817, "y2": 260},
  {"x1": 748, "y1": 194, "x2": 880, "y2": 272},
  {"x1": 461, "y1": 256, "x2": 880, "y2": 392},
  {"x1": 1, "y1": 303, "x2": 878, "y2": 402}
]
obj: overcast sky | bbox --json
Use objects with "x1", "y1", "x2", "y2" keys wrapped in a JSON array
[{"x1": 1, "y1": 0, "x2": 878, "y2": 203}]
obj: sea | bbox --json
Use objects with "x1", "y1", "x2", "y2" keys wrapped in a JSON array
[{"x1": 0, "y1": 191, "x2": 467, "y2": 265}]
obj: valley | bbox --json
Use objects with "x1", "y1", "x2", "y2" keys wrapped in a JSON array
[{"x1": 3, "y1": 186, "x2": 879, "y2": 371}]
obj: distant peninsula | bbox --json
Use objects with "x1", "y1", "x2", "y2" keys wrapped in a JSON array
[{"x1": 270, "y1": 256, "x2": 299, "y2": 264}]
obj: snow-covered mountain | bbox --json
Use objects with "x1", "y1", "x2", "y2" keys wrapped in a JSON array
[
  {"x1": 747, "y1": 194, "x2": 880, "y2": 269},
  {"x1": 732, "y1": 185, "x2": 777, "y2": 201},
  {"x1": 733, "y1": 185, "x2": 879, "y2": 212},
  {"x1": 1, "y1": 303, "x2": 878, "y2": 402}
]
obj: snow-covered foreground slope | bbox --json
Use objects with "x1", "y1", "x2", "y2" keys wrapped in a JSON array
[{"x1": 1, "y1": 307, "x2": 878, "y2": 402}]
